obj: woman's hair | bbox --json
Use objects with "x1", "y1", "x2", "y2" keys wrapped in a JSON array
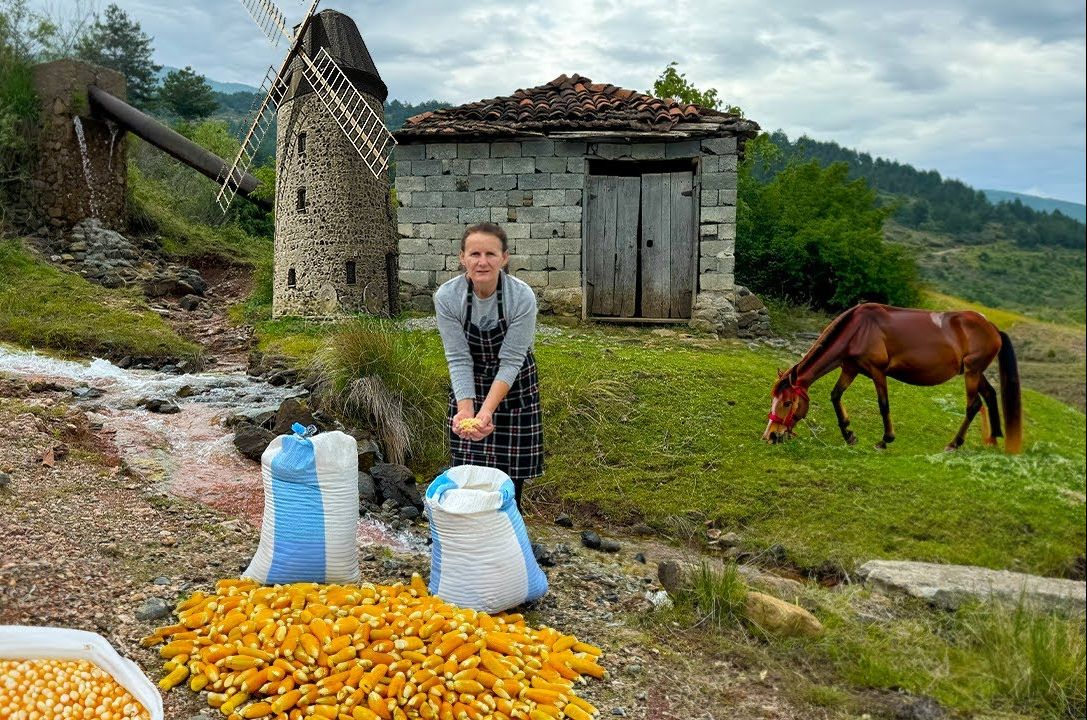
[{"x1": 461, "y1": 223, "x2": 508, "y2": 252}]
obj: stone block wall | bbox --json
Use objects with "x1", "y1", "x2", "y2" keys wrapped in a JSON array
[
  {"x1": 22, "y1": 60, "x2": 127, "y2": 231},
  {"x1": 394, "y1": 135, "x2": 741, "y2": 332}
]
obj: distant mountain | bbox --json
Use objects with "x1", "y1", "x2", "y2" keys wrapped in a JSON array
[
  {"x1": 981, "y1": 189, "x2": 1086, "y2": 223},
  {"x1": 157, "y1": 66, "x2": 259, "y2": 96}
]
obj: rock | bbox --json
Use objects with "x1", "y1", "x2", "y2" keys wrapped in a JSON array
[
  {"x1": 0, "y1": 471, "x2": 11, "y2": 492},
  {"x1": 645, "y1": 590, "x2": 672, "y2": 609},
  {"x1": 398, "y1": 506, "x2": 421, "y2": 520},
  {"x1": 356, "y1": 439, "x2": 382, "y2": 472},
  {"x1": 738, "y1": 565, "x2": 805, "y2": 599},
  {"x1": 721, "y1": 531, "x2": 740, "y2": 547},
  {"x1": 857, "y1": 560, "x2": 1086, "y2": 614},
  {"x1": 371, "y1": 463, "x2": 422, "y2": 510},
  {"x1": 140, "y1": 398, "x2": 180, "y2": 414},
  {"x1": 226, "y1": 408, "x2": 277, "y2": 430},
  {"x1": 860, "y1": 691, "x2": 946, "y2": 720},
  {"x1": 580, "y1": 531, "x2": 602, "y2": 550},
  {"x1": 634, "y1": 552, "x2": 647, "y2": 564},
  {"x1": 532, "y1": 543, "x2": 555, "y2": 567},
  {"x1": 599, "y1": 537, "x2": 621, "y2": 553},
  {"x1": 135, "y1": 597, "x2": 170, "y2": 621},
  {"x1": 70, "y1": 386, "x2": 103, "y2": 399},
  {"x1": 554, "y1": 513, "x2": 574, "y2": 528},
  {"x1": 179, "y1": 294, "x2": 202, "y2": 311},
  {"x1": 657, "y1": 561, "x2": 686, "y2": 594},
  {"x1": 152, "y1": 576, "x2": 171, "y2": 585},
  {"x1": 233, "y1": 424, "x2": 276, "y2": 462},
  {"x1": 176, "y1": 385, "x2": 197, "y2": 398},
  {"x1": 358, "y1": 472, "x2": 379, "y2": 506},
  {"x1": 743, "y1": 591, "x2": 824, "y2": 637},
  {"x1": 273, "y1": 397, "x2": 315, "y2": 435}
]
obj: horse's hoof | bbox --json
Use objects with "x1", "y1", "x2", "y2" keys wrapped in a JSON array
[
  {"x1": 944, "y1": 443, "x2": 959, "y2": 452},
  {"x1": 845, "y1": 432, "x2": 858, "y2": 446},
  {"x1": 875, "y1": 442, "x2": 887, "y2": 451},
  {"x1": 984, "y1": 438, "x2": 998, "y2": 447}
]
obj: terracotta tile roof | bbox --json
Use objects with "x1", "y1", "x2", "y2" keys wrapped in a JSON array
[{"x1": 395, "y1": 73, "x2": 758, "y2": 140}]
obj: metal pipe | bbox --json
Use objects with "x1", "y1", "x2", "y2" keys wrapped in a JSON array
[{"x1": 86, "y1": 85, "x2": 272, "y2": 211}]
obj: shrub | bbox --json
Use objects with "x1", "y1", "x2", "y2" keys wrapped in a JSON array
[
  {"x1": 309, "y1": 320, "x2": 448, "y2": 468},
  {"x1": 737, "y1": 135, "x2": 920, "y2": 311}
]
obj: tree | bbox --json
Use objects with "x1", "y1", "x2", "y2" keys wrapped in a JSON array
[
  {"x1": 76, "y1": 4, "x2": 160, "y2": 108},
  {"x1": 158, "y1": 66, "x2": 217, "y2": 121},
  {"x1": 650, "y1": 61, "x2": 742, "y2": 115},
  {"x1": 736, "y1": 134, "x2": 919, "y2": 310}
]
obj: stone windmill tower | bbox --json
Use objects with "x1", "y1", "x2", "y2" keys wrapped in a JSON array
[{"x1": 217, "y1": 1, "x2": 398, "y2": 318}]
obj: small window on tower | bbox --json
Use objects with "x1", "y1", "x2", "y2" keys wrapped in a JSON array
[
  {"x1": 346, "y1": 261, "x2": 357, "y2": 285},
  {"x1": 296, "y1": 187, "x2": 307, "y2": 212},
  {"x1": 297, "y1": 132, "x2": 307, "y2": 155},
  {"x1": 287, "y1": 268, "x2": 296, "y2": 287}
]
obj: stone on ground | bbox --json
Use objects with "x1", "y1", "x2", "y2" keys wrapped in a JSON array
[
  {"x1": 743, "y1": 591, "x2": 824, "y2": 637},
  {"x1": 858, "y1": 560, "x2": 1086, "y2": 614}
]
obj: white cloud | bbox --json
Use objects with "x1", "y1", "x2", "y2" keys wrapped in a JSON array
[{"x1": 31, "y1": 0, "x2": 1087, "y2": 202}]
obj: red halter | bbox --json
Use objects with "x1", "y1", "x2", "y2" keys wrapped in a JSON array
[{"x1": 768, "y1": 385, "x2": 809, "y2": 429}]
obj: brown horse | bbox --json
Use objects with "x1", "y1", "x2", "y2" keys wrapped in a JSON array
[{"x1": 762, "y1": 303, "x2": 1022, "y2": 453}]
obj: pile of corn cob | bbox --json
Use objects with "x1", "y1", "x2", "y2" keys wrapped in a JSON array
[{"x1": 142, "y1": 575, "x2": 604, "y2": 720}]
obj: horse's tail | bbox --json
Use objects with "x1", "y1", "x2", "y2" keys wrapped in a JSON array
[{"x1": 997, "y1": 330, "x2": 1022, "y2": 454}]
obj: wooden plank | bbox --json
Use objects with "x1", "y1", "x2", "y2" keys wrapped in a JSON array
[
  {"x1": 640, "y1": 173, "x2": 671, "y2": 318},
  {"x1": 598, "y1": 176, "x2": 618, "y2": 315},
  {"x1": 585, "y1": 175, "x2": 607, "y2": 315},
  {"x1": 615, "y1": 176, "x2": 640, "y2": 317},
  {"x1": 668, "y1": 171, "x2": 695, "y2": 318}
]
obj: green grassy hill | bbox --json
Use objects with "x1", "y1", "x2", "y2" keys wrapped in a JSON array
[{"x1": 885, "y1": 222, "x2": 1086, "y2": 325}]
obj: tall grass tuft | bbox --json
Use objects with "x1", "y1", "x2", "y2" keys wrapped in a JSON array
[
  {"x1": 958, "y1": 599, "x2": 1086, "y2": 719},
  {"x1": 542, "y1": 368, "x2": 632, "y2": 440},
  {"x1": 675, "y1": 562, "x2": 749, "y2": 632},
  {"x1": 310, "y1": 320, "x2": 448, "y2": 467}
]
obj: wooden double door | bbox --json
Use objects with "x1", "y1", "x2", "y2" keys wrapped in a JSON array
[{"x1": 584, "y1": 171, "x2": 696, "y2": 319}]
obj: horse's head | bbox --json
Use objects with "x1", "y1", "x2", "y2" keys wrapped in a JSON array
[{"x1": 763, "y1": 370, "x2": 809, "y2": 444}]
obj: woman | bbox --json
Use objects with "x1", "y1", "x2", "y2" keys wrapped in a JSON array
[{"x1": 434, "y1": 223, "x2": 542, "y2": 509}]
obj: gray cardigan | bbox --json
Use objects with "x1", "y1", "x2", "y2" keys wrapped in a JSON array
[{"x1": 434, "y1": 273, "x2": 538, "y2": 402}]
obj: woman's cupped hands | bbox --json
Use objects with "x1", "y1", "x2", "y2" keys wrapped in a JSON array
[{"x1": 452, "y1": 407, "x2": 494, "y2": 441}]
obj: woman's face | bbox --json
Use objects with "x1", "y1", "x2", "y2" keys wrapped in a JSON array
[{"x1": 460, "y1": 232, "x2": 508, "y2": 285}]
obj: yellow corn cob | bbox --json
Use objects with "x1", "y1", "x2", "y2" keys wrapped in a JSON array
[{"x1": 158, "y1": 665, "x2": 189, "y2": 691}]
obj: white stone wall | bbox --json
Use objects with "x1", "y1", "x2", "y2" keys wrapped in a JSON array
[{"x1": 394, "y1": 136, "x2": 739, "y2": 318}]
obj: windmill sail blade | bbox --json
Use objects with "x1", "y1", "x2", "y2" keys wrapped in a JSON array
[
  {"x1": 240, "y1": 0, "x2": 291, "y2": 45},
  {"x1": 300, "y1": 47, "x2": 396, "y2": 179},
  {"x1": 215, "y1": 67, "x2": 289, "y2": 212}
]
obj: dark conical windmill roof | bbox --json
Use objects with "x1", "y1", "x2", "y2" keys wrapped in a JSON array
[{"x1": 285, "y1": 9, "x2": 388, "y2": 103}]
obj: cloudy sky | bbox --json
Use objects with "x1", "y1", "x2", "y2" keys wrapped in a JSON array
[{"x1": 36, "y1": 0, "x2": 1087, "y2": 202}]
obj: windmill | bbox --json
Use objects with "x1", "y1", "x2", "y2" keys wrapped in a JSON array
[{"x1": 219, "y1": 0, "x2": 400, "y2": 318}]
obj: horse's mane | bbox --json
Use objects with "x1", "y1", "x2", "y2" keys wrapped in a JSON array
[{"x1": 772, "y1": 305, "x2": 857, "y2": 394}]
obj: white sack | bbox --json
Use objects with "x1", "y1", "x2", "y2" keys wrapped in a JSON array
[
  {"x1": 425, "y1": 465, "x2": 548, "y2": 613},
  {"x1": 243, "y1": 424, "x2": 360, "y2": 584}
]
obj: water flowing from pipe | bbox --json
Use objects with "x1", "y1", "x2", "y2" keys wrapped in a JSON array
[{"x1": 72, "y1": 116, "x2": 98, "y2": 217}]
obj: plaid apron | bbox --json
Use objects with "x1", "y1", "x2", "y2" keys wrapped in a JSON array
[{"x1": 447, "y1": 273, "x2": 544, "y2": 504}]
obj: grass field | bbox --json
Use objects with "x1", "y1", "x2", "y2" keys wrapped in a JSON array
[
  {"x1": 0, "y1": 239, "x2": 200, "y2": 361},
  {"x1": 256, "y1": 315, "x2": 1086, "y2": 579}
]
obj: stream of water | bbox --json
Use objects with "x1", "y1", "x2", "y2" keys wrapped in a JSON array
[
  {"x1": 72, "y1": 117, "x2": 99, "y2": 217},
  {"x1": 0, "y1": 346, "x2": 425, "y2": 554}
]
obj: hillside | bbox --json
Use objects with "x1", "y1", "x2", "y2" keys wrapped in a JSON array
[{"x1": 983, "y1": 189, "x2": 1087, "y2": 223}]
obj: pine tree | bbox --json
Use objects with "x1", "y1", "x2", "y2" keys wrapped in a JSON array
[
  {"x1": 158, "y1": 66, "x2": 217, "y2": 121},
  {"x1": 76, "y1": 3, "x2": 160, "y2": 108}
]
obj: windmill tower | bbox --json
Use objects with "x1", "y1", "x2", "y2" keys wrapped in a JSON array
[{"x1": 217, "y1": 0, "x2": 398, "y2": 318}]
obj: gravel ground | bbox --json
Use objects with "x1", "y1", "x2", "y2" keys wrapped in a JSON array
[{"x1": 0, "y1": 375, "x2": 810, "y2": 720}]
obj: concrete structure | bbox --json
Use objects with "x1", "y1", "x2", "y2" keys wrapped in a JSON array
[
  {"x1": 273, "y1": 10, "x2": 398, "y2": 318},
  {"x1": 393, "y1": 74, "x2": 761, "y2": 335}
]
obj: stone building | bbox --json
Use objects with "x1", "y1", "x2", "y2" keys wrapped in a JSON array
[
  {"x1": 393, "y1": 74, "x2": 763, "y2": 335},
  {"x1": 273, "y1": 10, "x2": 399, "y2": 318}
]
